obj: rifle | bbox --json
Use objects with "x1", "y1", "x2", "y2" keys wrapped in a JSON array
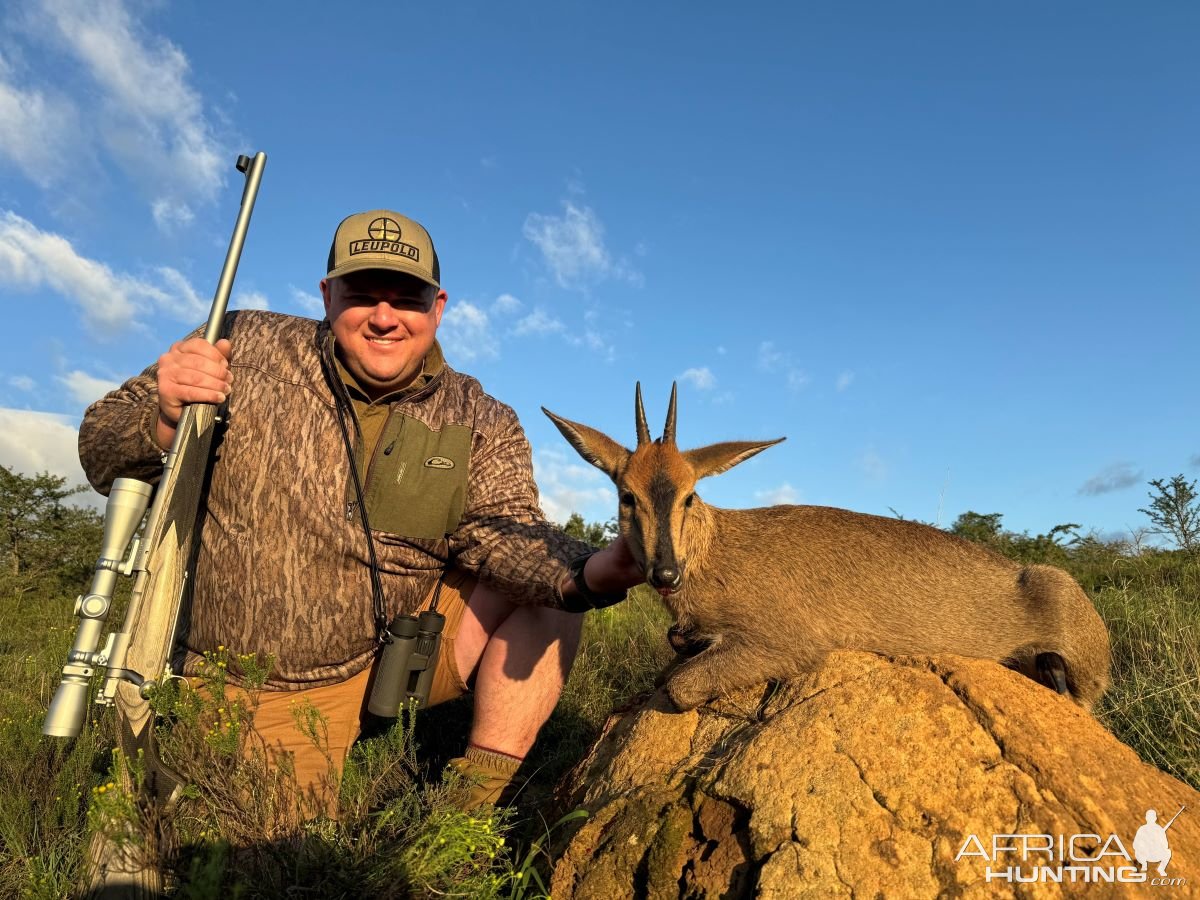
[{"x1": 43, "y1": 151, "x2": 267, "y2": 895}]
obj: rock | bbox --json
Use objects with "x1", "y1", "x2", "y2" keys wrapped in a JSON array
[{"x1": 550, "y1": 651, "x2": 1199, "y2": 898}]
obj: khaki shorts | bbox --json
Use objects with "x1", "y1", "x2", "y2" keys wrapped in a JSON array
[{"x1": 187, "y1": 570, "x2": 475, "y2": 817}]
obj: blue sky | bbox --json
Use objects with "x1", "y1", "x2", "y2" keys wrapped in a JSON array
[{"x1": 0, "y1": 0, "x2": 1196, "y2": 543}]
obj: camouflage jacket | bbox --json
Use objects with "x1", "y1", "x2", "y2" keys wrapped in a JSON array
[{"x1": 78, "y1": 311, "x2": 590, "y2": 689}]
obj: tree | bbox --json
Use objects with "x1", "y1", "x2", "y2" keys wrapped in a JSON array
[
  {"x1": 948, "y1": 510, "x2": 1079, "y2": 565},
  {"x1": 0, "y1": 465, "x2": 103, "y2": 591},
  {"x1": 949, "y1": 511, "x2": 1004, "y2": 546},
  {"x1": 1139, "y1": 474, "x2": 1200, "y2": 554},
  {"x1": 560, "y1": 512, "x2": 617, "y2": 548}
]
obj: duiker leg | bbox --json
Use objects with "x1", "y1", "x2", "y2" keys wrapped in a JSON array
[{"x1": 663, "y1": 639, "x2": 821, "y2": 711}]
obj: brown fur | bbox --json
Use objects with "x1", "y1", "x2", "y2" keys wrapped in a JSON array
[{"x1": 544, "y1": 384, "x2": 1111, "y2": 712}]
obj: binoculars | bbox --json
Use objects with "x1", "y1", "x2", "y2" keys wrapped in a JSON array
[{"x1": 366, "y1": 609, "x2": 445, "y2": 717}]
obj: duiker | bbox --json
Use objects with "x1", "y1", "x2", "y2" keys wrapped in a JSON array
[{"x1": 544, "y1": 384, "x2": 1111, "y2": 712}]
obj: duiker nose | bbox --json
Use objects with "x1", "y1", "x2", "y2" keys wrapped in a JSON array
[{"x1": 651, "y1": 565, "x2": 683, "y2": 591}]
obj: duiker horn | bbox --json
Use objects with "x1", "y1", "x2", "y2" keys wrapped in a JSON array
[
  {"x1": 635, "y1": 382, "x2": 651, "y2": 447},
  {"x1": 663, "y1": 382, "x2": 678, "y2": 444}
]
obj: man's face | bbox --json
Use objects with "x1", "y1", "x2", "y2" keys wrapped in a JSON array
[{"x1": 321, "y1": 269, "x2": 447, "y2": 399}]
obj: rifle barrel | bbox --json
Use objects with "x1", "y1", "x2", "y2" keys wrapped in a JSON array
[{"x1": 204, "y1": 151, "x2": 268, "y2": 344}]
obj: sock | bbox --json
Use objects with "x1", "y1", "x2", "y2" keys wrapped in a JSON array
[
  {"x1": 465, "y1": 744, "x2": 523, "y2": 776},
  {"x1": 446, "y1": 744, "x2": 524, "y2": 810}
]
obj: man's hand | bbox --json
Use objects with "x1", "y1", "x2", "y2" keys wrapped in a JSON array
[
  {"x1": 582, "y1": 536, "x2": 643, "y2": 594},
  {"x1": 559, "y1": 535, "x2": 644, "y2": 608},
  {"x1": 155, "y1": 337, "x2": 233, "y2": 448}
]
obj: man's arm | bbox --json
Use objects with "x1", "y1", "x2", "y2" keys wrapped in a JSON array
[
  {"x1": 79, "y1": 336, "x2": 233, "y2": 495},
  {"x1": 449, "y1": 408, "x2": 642, "y2": 610}
]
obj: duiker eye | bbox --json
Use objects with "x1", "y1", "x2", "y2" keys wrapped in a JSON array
[
  {"x1": 684, "y1": 493, "x2": 695, "y2": 508},
  {"x1": 620, "y1": 491, "x2": 636, "y2": 508}
]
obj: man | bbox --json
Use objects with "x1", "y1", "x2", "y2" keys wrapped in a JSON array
[{"x1": 79, "y1": 209, "x2": 641, "y2": 815}]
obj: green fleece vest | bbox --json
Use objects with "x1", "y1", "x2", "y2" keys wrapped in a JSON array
[{"x1": 337, "y1": 344, "x2": 471, "y2": 541}]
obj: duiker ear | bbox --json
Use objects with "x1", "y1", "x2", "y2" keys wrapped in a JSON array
[
  {"x1": 684, "y1": 438, "x2": 786, "y2": 479},
  {"x1": 542, "y1": 409, "x2": 630, "y2": 480}
]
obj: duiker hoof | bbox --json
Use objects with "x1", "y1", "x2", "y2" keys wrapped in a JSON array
[{"x1": 1036, "y1": 652, "x2": 1071, "y2": 696}]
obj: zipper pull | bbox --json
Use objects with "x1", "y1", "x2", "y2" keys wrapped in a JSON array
[{"x1": 346, "y1": 501, "x2": 357, "y2": 521}]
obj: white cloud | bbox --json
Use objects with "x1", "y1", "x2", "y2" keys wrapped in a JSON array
[
  {"x1": 0, "y1": 57, "x2": 77, "y2": 186},
  {"x1": 758, "y1": 341, "x2": 809, "y2": 392},
  {"x1": 152, "y1": 265, "x2": 207, "y2": 321},
  {"x1": 522, "y1": 202, "x2": 640, "y2": 288},
  {"x1": 787, "y1": 370, "x2": 811, "y2": 391},
  {"x1": 512, "y1": 308, "x2": 565, "y2": 337},
  {"x1": 0, "y1": 407, "x2": 100, "y2": 507},
  {"x1": 0, "y1": 210, "x2": 137, "y2": 333},
  {"x1": 151, "y1": 197, "x2": 195, "y2": 231},
  {"x1": 289, "y1": 285, "x2": 324, "y2": 318},
  {"x1": 1079, "y1": 462, "x2": 1142, "y2": 496},
  {"x1": 8, "y1": 375, "x2": 36, "y2": 391},
  {"x1": 533, "y1": 445, "x2": 615, "y2": 524},
  {"x1": 492, "y1": 293, "x2": 522, "y2": 315},
  {"x1": 0, "y1": 211, "x2": 207, "y2": 334},
  {"x1": 57, "y1": 370, "x2": 119, "y2": 408},
  {"x1": 836, "y1": 371, "x2": 855, "y2": 391},
  {"x1": 575, "y1": 308, "x2": 616, "y2": 363},
  {"x1": 757, "y1": 341, "x2": 786, "y2": 372},
  {"x1": 861, "y1": 450, "x2": 888, "y2": 482},
  {"x1": 755, "y1": 482, "x2": 801, "y2": 505},
  {"x1": 679, "y1": 367, "x2": 716, "y2": 390},
  {"x1": 38, "y1": 0, "x2": 226, "y2": 211},
  {"x1": 232, "y1": 290, "x2": 269, "y2": 311},
  {"x1": 438, "y1": 293, "x2": 595, "y2": 364},
  {"x1": 439, "y1": 300, "x2": 499, "y2": 364}
]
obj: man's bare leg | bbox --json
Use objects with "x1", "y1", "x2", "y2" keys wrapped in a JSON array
[
  {"x1": 454, "y1": 583, "x2": 583, "y2": 755},
  {"x1": 446, "y1": 583, "x2": 582, "y2": 806}
]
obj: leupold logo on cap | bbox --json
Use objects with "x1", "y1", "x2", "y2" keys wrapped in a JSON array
[
  {"x1": 349, "y1": 217, "x2": 420, "y2": 262},
  {"x1": 369, "y1": 217, "x2": 401, "y2": 242}
]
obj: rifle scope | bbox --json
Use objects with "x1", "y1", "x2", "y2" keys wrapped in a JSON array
[{"x1": 43, "y1": 478, "x2": 153, "y2": 738}]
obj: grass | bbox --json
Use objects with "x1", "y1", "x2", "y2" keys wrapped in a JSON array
[
  {"x1": 1087, "y1": 555, "x2": 1200, "y2": 788},
  {"x1": 0, "y1": 548, "x2": 1195, "y2": 897}
]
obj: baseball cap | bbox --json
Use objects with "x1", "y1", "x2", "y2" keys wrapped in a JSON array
[{"x1": 326, "y1": 210, "x2": 441, "y2": 288}]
